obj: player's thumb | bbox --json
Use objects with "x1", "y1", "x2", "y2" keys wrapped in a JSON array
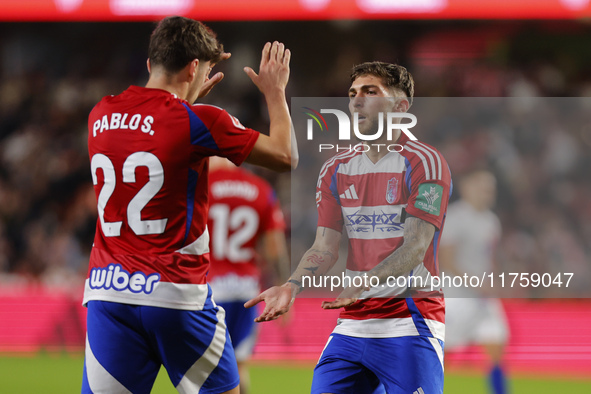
[{"x1": 243, "y1": 66, "x2": 258, "y2": 82}]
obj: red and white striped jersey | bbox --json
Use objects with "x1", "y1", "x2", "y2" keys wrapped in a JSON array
[
  {"x1": 84, "y1": 86, "x2": 259, "y2": 310},
  {"x1": 316, "y1": 133, "x2": 452, "y2": 340},
  {"x1": 207, "y1": 167, "x2": 285, "y2": 303}
]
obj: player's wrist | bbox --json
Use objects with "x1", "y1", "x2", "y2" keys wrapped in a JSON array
[
  {"x1": 263, "y1": 88, "x2": 286, "y2": 101},
  {"x1": 283, "y1": 278, "x2": 303, "y2": 296}
]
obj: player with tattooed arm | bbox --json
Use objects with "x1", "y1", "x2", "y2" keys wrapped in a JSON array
[{"x1": 247, "y1": 62, "x2": 451, "y2": 394}]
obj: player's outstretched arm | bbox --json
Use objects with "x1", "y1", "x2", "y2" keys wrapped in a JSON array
[
  {"x1": 245, "y1": 226, "x2": 341, "y2": 322},
  {"x1": 322, "y1": 217, "x2": 435, "y2": 309},
  {"x1": 244, "y1": 41, "x2": 298, "y2": 172}
]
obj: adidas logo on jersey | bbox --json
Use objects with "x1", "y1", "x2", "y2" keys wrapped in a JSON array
[
  {"x1": 339, "y1": 184, "x2": 359, "y2": 200},
  {"x1": 413, "y1": 387, "x2": 425, "y2": 394}
]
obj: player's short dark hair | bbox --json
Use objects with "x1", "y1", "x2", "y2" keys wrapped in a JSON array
[
  {"x1": 350, "y1": 62, "x2": 414, "y2": 105},
  {"x1": 148, "y1": 16, "x2": 223, "y2": 73}
]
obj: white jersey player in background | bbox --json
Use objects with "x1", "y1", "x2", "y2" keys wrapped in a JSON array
[{"x1": 439, "y1": 169, "x2": 510, "y2": 394}]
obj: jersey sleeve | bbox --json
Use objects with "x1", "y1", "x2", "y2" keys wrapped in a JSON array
[
  {"x1": 316, "y1": 161, "x2": 343, "y2": 232},
  {"x1": 404, "y1": 148, "x2": 452, "y2": 230},
  {"x1": 189, "y1": 104, "x2": 260, "y2": 166}
]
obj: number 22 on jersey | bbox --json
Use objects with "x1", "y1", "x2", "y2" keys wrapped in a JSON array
[{"x1": 91, "y1": 152, "x2": 168, "y2": 237}]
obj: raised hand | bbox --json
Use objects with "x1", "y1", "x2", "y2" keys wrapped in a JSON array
[{"x1": 244, "y1": 41, "x2": 291, "y2": 95}]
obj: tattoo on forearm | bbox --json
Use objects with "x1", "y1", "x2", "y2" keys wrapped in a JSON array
[
  {"x1": 310, "y1": 248, "x2": 335, "y2": 260},
  {"x1": 306, "y1": 254, "x2": 324, "y2": 266},
  {"x1": 302, "y1": 252, "x2": 328, "y2": 276},
  {"x1": 296, "y1": 248, "x2": 337, "y2": 277},
  {"x1": 304, "y1": 266, "x2": 319, "y2": 275}
]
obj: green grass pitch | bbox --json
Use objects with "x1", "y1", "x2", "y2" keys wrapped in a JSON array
[{"x1": 1, "y1": 353, "x2": 590, "y2": 393}]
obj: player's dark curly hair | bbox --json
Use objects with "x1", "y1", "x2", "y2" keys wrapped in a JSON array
[
  {"x1": 350, "y1": 62, "x2": 414, "y2": 106},
  {"x1": 148, "y1": 16, "x2": 224, "y2": 73}
]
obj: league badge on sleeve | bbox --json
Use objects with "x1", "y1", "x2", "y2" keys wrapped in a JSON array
[
  {"x1": 230, "y1": 114, "x2": 246, "y2": 130},
  {"x1": 386, "y1": 177, "x2": 398, "y2": 204},
  {"x1": 415, "y1": 183, "x2": 443, "y2": 215}
]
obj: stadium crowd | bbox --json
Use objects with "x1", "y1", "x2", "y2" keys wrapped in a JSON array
[{"x1": 0, "y1": 20, "x2": 590, "y2": 297}]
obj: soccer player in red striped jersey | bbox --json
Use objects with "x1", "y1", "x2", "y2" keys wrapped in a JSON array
[
  {"x1": 83, "y1": 17, "x2": 296, "y2": 394},
  {"x1": 247, "y1": 62, "x2": 451, "y2": 394},
  {"x1": 207, "y1": 157, "x2": 289, "y2": 394}
]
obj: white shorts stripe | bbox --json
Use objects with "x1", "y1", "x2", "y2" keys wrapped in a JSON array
[
  {"x1": 317, "y1": 335, "x2": 334, "y2": 364},
  {"x1": 428, "y1": 337, "x2": 445, "y2": 370},
  {"x1": 85, "y1": 335, "x2": 132, "y2": 394},
  {"x1": 176, "y1": 307, "x2": 228, "y2": 394},
  {"x1": 403, "y1": 146, "x2": 431, "y2": 180}
]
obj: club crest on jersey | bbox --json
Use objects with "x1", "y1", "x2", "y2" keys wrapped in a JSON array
[
  {"x1": 89, "y1": 263, "x2": 160, "y2": 294},
  {"x1": 386, "y1": 177, "x2": 398, "y2": 204}
]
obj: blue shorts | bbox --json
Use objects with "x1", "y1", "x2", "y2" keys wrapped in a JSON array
[
  {"x1": 311, "y1": 334, "x2": 444, "y2": 394},
  {"x1": 82, "y1": 300, "x2": 239, "y2": 394},
  {"x1": 217, "y1": 301, "x2": 258, "y2": 362}
]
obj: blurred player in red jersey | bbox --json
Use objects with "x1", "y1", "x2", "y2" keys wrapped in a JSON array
[
  {"x1": 207, "y1": 156, "x2": 289, "y2": 394},
  {"x1": 82, "y1": 16, "x2": 297, "y2": 394},
  {"x1": 439, "y1": 170, "x2": 509, "y2": 394},
  {"x1": 247, "y1": 62, "x2": 451, "y2": 394}
]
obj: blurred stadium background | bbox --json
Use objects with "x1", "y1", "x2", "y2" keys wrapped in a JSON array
[{"x1": 1, "y1": 0, "x2": 591, "y2": 392}]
